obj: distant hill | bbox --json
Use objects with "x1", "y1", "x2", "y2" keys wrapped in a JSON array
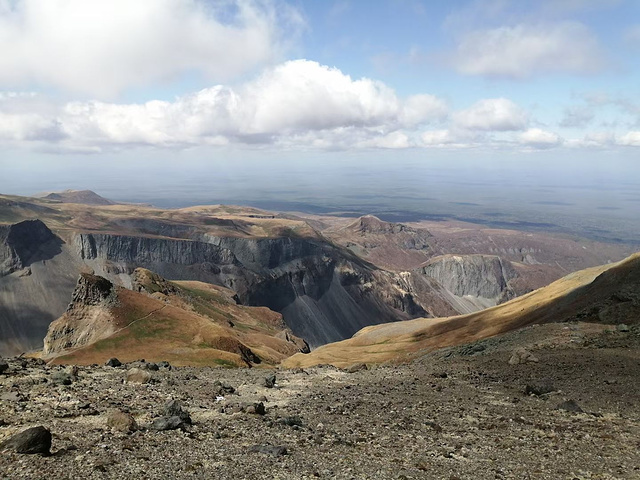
[
  {"x1": 283, "y1": 252, "x2": 640, "y2": 368},
  {"x1": 37, "y1": 189, "x2": 116, "y2": 205}
]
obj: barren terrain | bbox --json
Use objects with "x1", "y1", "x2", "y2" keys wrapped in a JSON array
[{"x1": 1, "y1": 322, "x2": 639, "y2": 479}]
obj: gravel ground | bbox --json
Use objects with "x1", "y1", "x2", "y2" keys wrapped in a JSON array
[{"x1": 1, "y1": 323, "x2": 639, "y2": 480}]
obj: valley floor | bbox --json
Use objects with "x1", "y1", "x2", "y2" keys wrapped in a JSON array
[{"x1": 1, "y1": 323, "x2": 639, "y2": 479}]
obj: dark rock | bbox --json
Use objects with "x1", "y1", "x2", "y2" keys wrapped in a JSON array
[
  {"x1": 149, "y1": 416, "x2": 186, "y2": 431},
  {"x1": 0, "y1": 426, "x2": 51, "y2": 455},
  {"x1": 556, "y1": 400, "x2": 584, "y2": 413},
  {"x1": 146, "y1": 363, "x2": 159, "y2": 371},
  {"x1": 105, "y1": 358, "x2": 122, "y2": 367},
  {"x1": 0, "y1": 359, "x2": 8, "y2": 374},
  {"x1": 264, "y1": 373, "x2": 276, "y2": 388},
  {"x1": 163, "y1": 399, "x2": 192, "y2": 425},
  {"x1": 50, "y1": 371, "x2": 72, "y2": 386},
  {"x1": 277, "y1": 416, "x2": 303, "y2": 427},
  {"x1": 249, "y1": 445, "x2": 287, "y2": 456},
  {"x1": 213, "y1": 380, "x2": 235, "y2": 395},
  {"x1": 67, "y1": 273, "x2": 116, "y2": 311},
  {"x1": 525, "y1": 381, "x2": 556, "y2": 396},
  {"x1": 157, "y1": 361, "x2": 171, "y2": 370},
  {"x1": 246, "y1": 402, "x2": 266, "y2": 415}
]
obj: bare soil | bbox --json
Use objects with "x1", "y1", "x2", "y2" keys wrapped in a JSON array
[{"x1": 1, "y1": 323, "x2": 639, "y2": 479}]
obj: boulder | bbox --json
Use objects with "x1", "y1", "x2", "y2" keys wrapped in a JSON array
[
  {"x1": 508, "y1": 348, "x2": 539, "y2": 365},
  {"x1": 0, "y1": 426, "x2": 51, "y2": 455},
  {"x1": 106, "y1": 410, "x2": 137, "y2": 432},
  {"x1": 149, "y1": 416, "x2": 186, "y2": 431},
  {"x1": 163, "y1": 399, "x2": 192, "y2": 425},
  {"x1": 525, "y1": 381, "x2": 556, "y2": 396},
  {"x1": 126, "y1": 368, "x2": 152, "y2": 384},
  {"x1": 264, "y1": 373, "x2": 276, "y2": 389},
  {"x1": 105, "y1": 358, "x2": 122, "y2": 367},
  {"x1": 556, "y1": 400, "x2": 583, "y2": 413}
]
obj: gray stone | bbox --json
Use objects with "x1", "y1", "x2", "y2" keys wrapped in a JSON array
[
  {"x1": 126, "y1": 367, "x2": 152, "y2": 384},
  {"x1": 277, "y1": 416, "x2": 303, "y2": 427},
  {"x1": 616, "y1": 324, "x2": 630, "y2": 332},
  {"x1": 556, "y1": 399, "x2": 583, "y2": 413},
  {"x1": 163, "y1": 399, "x2": 192, "y2": 425},
  {"x1": 0, "y1": 426, "x2": 51, "y2": 455},
  {"x1": 149, "y1": 416, "x2": 186, "y2": 431},
  {"x1": 50, "y1": 371, "x2": 72, "y2": 386},
  {"x1": 525, "y1": 381, "x2": 556, "y2": 396},
  {"x1": 249, "y1": 444, "x2": 287, "y2": 456},
  {"x1": 245, "y1": 402, "x2": 266, "y2": 415},
  {"x1": 264, "y1": 373, "x2": 276, "y2": 389}
]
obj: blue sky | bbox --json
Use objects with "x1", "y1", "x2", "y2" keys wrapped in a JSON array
[{"x1": 0, "y1": 0, "x2": 639, "y2": 190}]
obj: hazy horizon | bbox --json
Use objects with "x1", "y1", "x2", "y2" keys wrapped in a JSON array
[{"x1": 1, "y1": 1, "x2": 639, "y2": 243}]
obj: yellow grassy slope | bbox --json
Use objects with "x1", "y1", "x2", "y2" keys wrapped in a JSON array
[{"x1": 50, "y1": 281, "x2": 303, "y2": 367}]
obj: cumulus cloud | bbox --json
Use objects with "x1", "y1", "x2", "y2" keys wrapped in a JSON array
[
  {"x1": 453, "y1": 98, "x2": 528, "y2": 131},
  {"x1": 618, "y1": 131, "x2": 640, "y2": 146},
  {"x1": 0, "y1": 60, "x2": 448, "y2": 150},
  {"x1": 0, "y1": 0, "x2": 301, "y2": 98},
  {"x1": 519, "y1": 128, "x2": 563, "y2": 148},
  {"x1": 450, "y1": 22, "x2": 605, "y2": 78}
]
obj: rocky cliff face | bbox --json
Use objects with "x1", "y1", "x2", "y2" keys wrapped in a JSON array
[
  {"x1": 74, "y1": 232, "x2": 425, "y2": 347},
  {"x1": 416, "y1": 254, "x2": 519, "y2": 312},
  {"x1": 0, "y1": 220, "x2": 58, "y2": 276},
  {"x1": 43, "y1": 274, "x2": 119, "y2": 356}
]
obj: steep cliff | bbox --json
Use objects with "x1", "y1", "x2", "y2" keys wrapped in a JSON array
[
  {"x1": 416, "y1": 254, "x2": 519, "y2": 313},
  {"x1": 0, "y1": 220, "x2": 59, "y2": 276},
  {"x1": 0, "y1": 220, "x2": 80, "y2": 355},
  {"x1": 43, "y1": 274, "x2": 120, "y2": 355},
  {"x1": 73, "y1": 232, "x2": 425, "y2": 346}
]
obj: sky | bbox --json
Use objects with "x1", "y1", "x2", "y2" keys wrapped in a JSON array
[{"x1": 0, "y1": 0, "x2": 639, "y2": 205}]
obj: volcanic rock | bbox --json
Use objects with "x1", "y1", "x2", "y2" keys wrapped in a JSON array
[{"x1": 0, "y1": 426, "x2": 51, "y2": 455}]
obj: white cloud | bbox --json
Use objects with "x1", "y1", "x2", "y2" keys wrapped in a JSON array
[
  {"x1": 450, "y1": 22, "x2": 605, "y2": 78},
  {"x1": 519, "y1": 128, "x2": 563, "y2": 148},
  {"x1": 420, "y1": 129, "x2": 479, "y2": 148},
  {"x1": 0, "y1": 0, "x2": 301, "y2": 98},
  {"x1": 565, "y1": 132, "x2": 615, "y2": 148},
  {"x1": 0, "y1": 60, "x2": 448, "y2": 150},
  {"x1": 618, "y1": 131, "x2": 640, "y2": 146},
  {"x1": 453, "y1": 98, "x2": 528, "y2": 131}
]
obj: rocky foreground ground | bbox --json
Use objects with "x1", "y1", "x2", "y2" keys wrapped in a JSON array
[{"x1": 1, "y1": 323, "x2": 639, "y2": 480}]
